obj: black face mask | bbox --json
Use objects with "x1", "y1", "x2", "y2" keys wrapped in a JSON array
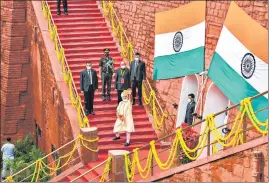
[{"x1": 105, "y1": 53, "x2": 109, "y2": 57}]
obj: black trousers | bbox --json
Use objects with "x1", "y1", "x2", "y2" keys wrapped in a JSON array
[
  {"x1": 101, "y1": 72, "x2": 112, "y2": 97},
  {"x1": 84, "y1": 85, "x2": 94, "y2": 112},
  {"x1": 117, "y1": 90, "x2": 123, "y2": 104},
  {"x1": 57, "y1": 0, "x2": 68, "y2": 11},
  {"x1": 184, "y1": 117, "x2": 193, "y2": 126},
  {"x1": 132, "y1": 79, "x2": 142, "y2": 101}
]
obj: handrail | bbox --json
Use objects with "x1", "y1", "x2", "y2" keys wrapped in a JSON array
[
  {"x1": 3, "y1": 137, "x2": 79, "y2": 181},
  {"x1": 111, "y1": 4, "x2": 165, "y2": 115},
  {"x1": 122, "y1": 92, "x2": 268, "y2": 181},
  {"x1": 70, "y1": 159, "x2": 108, "y2": 182},
  {"x1": 101, "y1": 1, "x2": 169, "y2": 131},
  {"x1": 4, "y1": 134, "x2": 99, "y2": 182},
  {"x1": 110, "y1": 6, "x2": 166, "y2": 115},
  {"x1": 127, "y1": 90, "x2": 268, "y2": 155},
  {"x1": 42, "y1": 0, "x2": 89, "y2": 128}
]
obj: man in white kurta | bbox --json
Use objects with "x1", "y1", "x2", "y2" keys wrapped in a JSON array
[{"x1": 113, "y1": 90, "x2": 135, "y2": 146}]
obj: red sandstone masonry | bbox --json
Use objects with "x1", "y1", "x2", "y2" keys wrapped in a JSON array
[
  {"x1": 3, "y1": 120, "x2": 18, "y2": 135},
  {"x1": 1, "y1": 62, "x2": 23, "y2": 78},
  {"x1": 2, "y1": 8, "x2": 26, "y2": 23},
  {"x1": 1, "y1": 0, "x2": 35, "y2": 143},
  {"x1": 1, "y1": 35, "x2": 25, "y2": 51},
  {"x1": 2, "y1": 50, "x2": 29, "y2": 64},
  {"x1": 0, "y1": 91, "x2": 20, "y2": 106},
  {"x1": 2, "y1": 22, "x2": 27, "y2": 37},
  {"x1": 1, "y1": 77, "x2": 27, "y2": 92},
  {"x1": 1, "y1": 105, "x2": 26, "y2": 121},
  {"x1": 1, "y1": 1, "x2": 27, "y2": 9},
  {"x1": 13, "y1": 1, "x2": 81, "y2": 161}
]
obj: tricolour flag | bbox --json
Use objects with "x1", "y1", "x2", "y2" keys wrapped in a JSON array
[
  {"x1": 153, "y1": 1, "x2": 205, "y2": 80},
  {"x1": 207, "y1": 2, "x2": 268, "y2": 122}
]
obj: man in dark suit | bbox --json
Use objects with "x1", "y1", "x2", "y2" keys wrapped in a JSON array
[
  {"x1": 115, "y1": 61, "x2": 131, "y2": 104},
  {"x1": 80, "y1": 62, "x2": 98, "y2": 115},
  {"x1": 184, "y1": 93, "x2": 196, "y2": 125},
  {"x1": 57, "y1": 0, "x2": 68, "y2": 15},
  {"x1": 130, "y1": 52, "x2": 146, "y2": 106}
]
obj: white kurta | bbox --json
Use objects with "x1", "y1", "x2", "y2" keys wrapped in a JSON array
[{"x1": 113, "y1": 99, "x2": 135, "y2": 133}]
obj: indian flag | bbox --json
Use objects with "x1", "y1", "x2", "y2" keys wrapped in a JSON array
[
  {"x1": 207, "y1": 2, "x2": 268, "y2": 122},
  {"x1": 153, "y1": 1, "x2": 205, "y2": 80}
]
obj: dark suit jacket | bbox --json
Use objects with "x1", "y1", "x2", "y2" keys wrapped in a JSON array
[
  {"x1": 130, "y1": 60, "x2": 146, "y2": 81},
  {"x1": 80, "y1": 69, "x2": 98, "y2": 92},
  {"x1": 185, "y1": 101, "x2": 196, "y2": 125},
  {"x1": 115, "y1": 68, "x2": 130, "y2": 90}
]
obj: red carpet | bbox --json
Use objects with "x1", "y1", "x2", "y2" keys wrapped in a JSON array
[{"x1": 47, "y1": 0, "x2": 159, "y2": 181}]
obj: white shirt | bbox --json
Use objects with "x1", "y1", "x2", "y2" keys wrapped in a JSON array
[{"x1": 1, "y1": 143, "x2": 15, "y2": 160}]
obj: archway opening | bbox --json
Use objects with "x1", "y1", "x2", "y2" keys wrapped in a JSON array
[
  {"x1": 176, "y1": 74, "x2": 199, "y2": 128},
  {"x1": 198, "y1": 83, "x2": 229, "y2": 159}
]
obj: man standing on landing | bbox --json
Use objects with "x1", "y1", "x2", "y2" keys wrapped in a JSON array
[
  {"x1": 80, "y1": 62, "x2": 98, "y2": 116},
  {"x1": 130, "y1": 52, "x2": 146, "y2": 106},
  {"x1": 184, "y1": 93, "x2": 196, "y2": 125}
]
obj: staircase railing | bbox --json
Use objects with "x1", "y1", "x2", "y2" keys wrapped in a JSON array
[
  {"x1": 70, "y1": 157, "x2": 112, "y2": 182},
  {"x1": 101, "y1": 1, "x2": 171, "y2": 133},
  {"x1": 41, "y1": 0, "x2": 89, "y2": 128},
  {"x1": 121, "y1": 91, "x2": 268, "y2": 181},
  {"x1": 67, "y1": 91, "x2": 268, "y2": 182},
  {"x1": 3, "y1": 135, "x2": 99, "y2": 182}
]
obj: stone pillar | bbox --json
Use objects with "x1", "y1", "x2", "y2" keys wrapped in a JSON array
[
  {"x1": 1, "y1": 1, "x2": 34, "y2": 142},
  {"x1": 252, "y1": 150, "x2": 263, "y2": 182},
  {"x1": 80, "y1": 127, "x2": 98, "y2": 164},
  {"x1": 108, "y1": 150, "x2": 130, "y2": 182}
]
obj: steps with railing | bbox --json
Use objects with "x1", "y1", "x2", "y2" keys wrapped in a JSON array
[
  {"x1": 5, "y1": 0, "x2": 268, "y2": 182},
  {"x1": 63, "y1": 91, "x2": 268, "y2": 182}
]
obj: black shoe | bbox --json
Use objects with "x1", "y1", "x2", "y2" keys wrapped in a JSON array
[
  {"x1": 124, "y1": 142, "x2": 130, "y2": 147},
  {"x1": 57, "y1": 10, "x2": 61, "y2": 15},
  {"x1": 107, "y1": 96, "x2": 111, "y2": 101},
  {"x1": 139, "y1": 100, "x2": 143, "y2": 106},
  {"x1": 90, "y1": 111, "x2": 95, "y2": 115},
  {"x1": 85, "y1": 110, "x2": 90, "y2": 116},
  {"x1": 113, "y1": 136, "x2": 120, "y2": 140},
  {"x1": 102, "y1": 96, "x2": 106, "y2": 101},
  {"x1": 64, "y1": 10, "x2": 68, "y2": 15},
  {"x1": 132, "y1": 99, "x2": 135, "y2": 105}
]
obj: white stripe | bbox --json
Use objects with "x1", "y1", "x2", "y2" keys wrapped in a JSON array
[
  {"x1": 216, "y1": 26, "x2": 268, "y2": 98},
  {"x1": 154, "y1": 21, "x2": 205, "y2": 58}
]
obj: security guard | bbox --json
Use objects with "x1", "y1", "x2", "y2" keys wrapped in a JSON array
[{"x1": 99, "y1": 48, "x2": 114, "y2": 101}]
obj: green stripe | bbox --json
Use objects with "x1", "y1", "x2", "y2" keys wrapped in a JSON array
[
  {"x1": 153, "y1": 46, "x2": 204, "y2": 80},
  {"x1": 208, "y1": 52, "x2": 268, "y2": 127}
]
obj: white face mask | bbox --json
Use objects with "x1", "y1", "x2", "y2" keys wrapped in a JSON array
[
  {"x1": 121, "y1": 65, "x2": 126, "y2": 69},
  {"x1": 188, "y1": 99, "x2": 191, "y2": 103},
  {"x1": 122, "y1": 96, "x2": 128, "y2": 101},
  {"x1": 135, "y1": 58, "x2": 139, "y2": 61},
  {"x1": 86, "y1": 66, "x2": 91, "y2": 70}
]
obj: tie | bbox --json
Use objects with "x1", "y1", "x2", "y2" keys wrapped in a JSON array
[
  {"x1": 135, "y1": 62, "x2": 138, "y2": 76},
  {"x1": 88, "y1": 70, "x2": 92, "y2": 85}
]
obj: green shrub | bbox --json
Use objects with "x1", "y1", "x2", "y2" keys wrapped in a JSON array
[{"x1": 2, "y1": 134, "x2": 50, "y2": 182}]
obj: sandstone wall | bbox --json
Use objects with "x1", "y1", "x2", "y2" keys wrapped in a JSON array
[
  {"x1": 1, "y1": 1, "x2": 35, "y2": 142},
  {"x1": 25, "y1": 1, "x2": 75, "y2": 153},
  {"x1": 1, "y1": 1, "x2": 75, "y2": 156},
  {"x1": 160, "y1": 142, "x2": 268, "y2": 182},
  {"x1": 112, "y1": 0, "x2": 268, "y2": 132}
]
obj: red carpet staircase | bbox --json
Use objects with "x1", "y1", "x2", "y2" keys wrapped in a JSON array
[{"x1": 47, "y1": 0, "x2": 158, "y2": 181}]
